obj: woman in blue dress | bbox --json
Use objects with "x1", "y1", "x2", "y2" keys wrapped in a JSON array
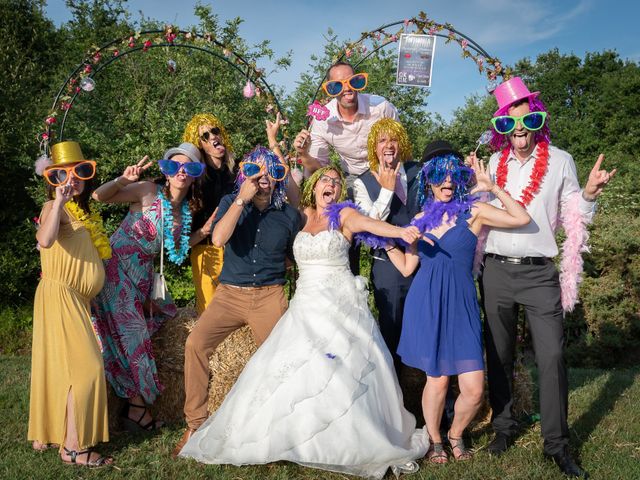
[{"x1": 386, "y1": 145, "x2": 530, "y2": 463}]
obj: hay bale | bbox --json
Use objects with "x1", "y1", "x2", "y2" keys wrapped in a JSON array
[
  {"x1": 399, "y1": 365, "x2": 426, "y2": 427},
  {"x1": 151, "y1": 307, "x2": 197, "y2": 424},
  {"x1": 207, "y1": 325, "x2": 258, "y2": 413},
  {"x1": 107, "y1": 307, "x2": 196, "y2": 430}
]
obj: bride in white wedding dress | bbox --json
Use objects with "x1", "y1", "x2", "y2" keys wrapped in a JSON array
[{"x1": 179, "y1": 166, "x2": 429, "y2": 479}]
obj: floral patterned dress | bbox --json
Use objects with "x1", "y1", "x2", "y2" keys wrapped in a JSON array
[{"x1": 93, "y1": 190, "x2": 176, "y2": 403}]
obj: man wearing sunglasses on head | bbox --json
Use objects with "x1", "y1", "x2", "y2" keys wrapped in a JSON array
[
  {"x1": 293, "y1": 62, "x2": 398, "y2": 189},
  {"x1": 472, "y1": 77, "x2": 615, "y2": 479},
  {"x1": 174, "y1": 146, "x2": 302, "y2": 457}
]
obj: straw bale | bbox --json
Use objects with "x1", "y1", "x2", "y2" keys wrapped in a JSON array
[
  {"x1": 207, "y1": 325, "x2": 258, "y2": 413},
  {"x1": 151, "y1": 307, "x2": 197, "y2": 424},
  {"x1": 107, "y1": 307, "x2": 196, "y2": 430}
]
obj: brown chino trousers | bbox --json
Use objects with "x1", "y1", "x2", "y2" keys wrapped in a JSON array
[{"x1": 183, "y1": 283, "x2": 287, "y2": 430}]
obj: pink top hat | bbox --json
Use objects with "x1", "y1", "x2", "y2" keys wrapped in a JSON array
[{"x1": 493, "y1": 77, "x2": 539, "y2": 116}]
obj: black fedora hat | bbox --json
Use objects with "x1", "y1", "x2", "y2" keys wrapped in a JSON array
[{"x1": 421, "y1": 140, "x2": 462, "y2": 163}]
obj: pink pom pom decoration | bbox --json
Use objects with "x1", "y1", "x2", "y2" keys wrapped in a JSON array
[
  {"x1": 243, "y1": 80, "x2": 255, "y2": 98},
  {"x1": 34, "y1": 154, "x2": 52, "y2": 176}
]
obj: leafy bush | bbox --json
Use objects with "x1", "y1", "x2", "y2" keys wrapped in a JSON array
[
  {"x1": 565, "y1": 213, "x2": 640, "y2": 367},
  {"x1": 0, "y1": 305, "x2": 33, "y2": 355}
]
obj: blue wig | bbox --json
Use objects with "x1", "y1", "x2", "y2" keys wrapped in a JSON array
[
  {"x1": 234, "y1": 146, "x2": 288, "y2": 210},
  {"x1": 417, "y1": 153, "x2": 474, "y2": 206}
]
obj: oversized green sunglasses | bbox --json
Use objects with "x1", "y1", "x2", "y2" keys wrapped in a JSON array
[{"x1": 491, "y1": 111, "x2": 548, "y2": 135}]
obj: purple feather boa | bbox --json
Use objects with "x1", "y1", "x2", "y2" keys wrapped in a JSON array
[
  {"x1": 411, "y1": 198, "x2": 477, "y2": 234},
  {"x1": 322, "y1": 201, "x2": 392, "y2": 249}
]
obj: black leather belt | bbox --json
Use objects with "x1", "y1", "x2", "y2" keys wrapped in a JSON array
[{"x1": 484, "y1": 253, "x2": 549, "y2": 265}]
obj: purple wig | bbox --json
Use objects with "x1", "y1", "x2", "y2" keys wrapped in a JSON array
[
  {"x1": 488, "y1": 96, "x2": 551, "y2": 151},
  {"x1": 234, "y1": 146, "x2": 288, "y2": 209}
]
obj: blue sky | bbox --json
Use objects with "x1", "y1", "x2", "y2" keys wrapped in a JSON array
[{"x1": 45, "y1": 0, "x2": 639, "y2": 120}]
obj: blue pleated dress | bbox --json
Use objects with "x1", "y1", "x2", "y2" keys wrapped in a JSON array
[{"x1": 398, "y1": 210, "x2": 484, "y2": 377}]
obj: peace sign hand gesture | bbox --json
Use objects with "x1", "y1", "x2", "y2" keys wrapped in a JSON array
[
  {"x1": 121, "y1": 156, "x2": 154, "y2": 185},
  {"x1": 372, "y1": 161, "x2": 400, "y2": 192},
  {"x1": 582, "y1": 154, "x2": 617, "y2": 201}
]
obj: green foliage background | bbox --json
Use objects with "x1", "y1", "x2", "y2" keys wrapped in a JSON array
[{"x1": 1, "y1": 0, "x2": 638, "y2": 366}]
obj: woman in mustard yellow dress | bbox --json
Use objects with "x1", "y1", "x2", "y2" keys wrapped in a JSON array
[{"x1": 28, "y1": 141, "x2": 112, "y2": 467}]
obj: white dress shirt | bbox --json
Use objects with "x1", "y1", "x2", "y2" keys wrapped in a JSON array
[
  {"x1": 485, "y1": 143, "x2": 595, "y2": 258},
  {"x1": 308, "y1": 93, "x2": 398, "y2": 176},
  {"x1": 353, "y1": 164, "x2": 408, "y2": 220}
]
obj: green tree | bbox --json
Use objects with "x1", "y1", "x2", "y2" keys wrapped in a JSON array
[
  {"x1": 0, "y1": 0, "x2": 63, "y2": 304},
  {"x1": 285, "y1": 29, "x2": 437, "y2": 160}
]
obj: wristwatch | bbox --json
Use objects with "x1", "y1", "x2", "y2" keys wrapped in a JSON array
[{"x1": 235, "y1": 197, "x2": 245, "y2": 207}]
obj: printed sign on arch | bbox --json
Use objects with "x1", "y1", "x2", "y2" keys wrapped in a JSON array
[{"x1": 396, "y1": 34, "x2": 436, "y2": 87}]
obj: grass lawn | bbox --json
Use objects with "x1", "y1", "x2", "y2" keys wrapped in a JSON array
[{"x1": 1, "y1": 355, "x2": 639, "y2": 479}]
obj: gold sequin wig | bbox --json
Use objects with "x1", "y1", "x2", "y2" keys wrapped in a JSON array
[
  {"x1": 367, "y1": 118, "x2": 412, "y2": 171},
  {"x1": 182, "y1": 113, "x2": 234, "y2": 171}
]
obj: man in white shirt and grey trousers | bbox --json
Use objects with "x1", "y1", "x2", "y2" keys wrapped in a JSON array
[{"x1": 474, "y1": 77, "x2": 615, "y2": 478}]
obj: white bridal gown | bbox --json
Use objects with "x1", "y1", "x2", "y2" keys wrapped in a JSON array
[{"x1": 180, "y1": 229, "x2": 429, "y2": 479}]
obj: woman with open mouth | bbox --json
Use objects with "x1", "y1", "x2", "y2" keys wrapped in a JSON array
[
  {"x1": 179, "y1": 165, "x2": 430, "y2": 479},
  {"x1": 386, "y1": 147, "x2": 530, "y2": 464}
]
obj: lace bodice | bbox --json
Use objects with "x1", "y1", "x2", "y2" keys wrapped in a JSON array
[{"x1": 293, "y1": 230, "x2": 350, "y2": 267}]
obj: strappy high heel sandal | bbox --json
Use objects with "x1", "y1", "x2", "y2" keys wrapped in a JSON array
[
  {"x1": 62, "y1": 447, "x2": 113, "y2": 467},
  {"x1": 447, "y1": 431, "x2": 473, "y2": 461},
  {"x1": 121, "y1": 402, "x2": 164, "y2": 433}
]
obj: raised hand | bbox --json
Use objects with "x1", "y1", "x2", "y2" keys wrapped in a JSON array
[
  {"x1": 468, "y1": 153, "x2": 495, "y2": 194},
  {"x1": 582, "y1": 154, "x2": 617, "y2": 201},
  {"x1": 121, "y1": 156, "x2": 153, "y2": 184},
  {"x1": 266, "y1": 112, "x2": 282, "y2": 146},
  {"x1": 372, "y1": 161, "x2": 400, "y2": 192},
  {"x1": 293, "y1": 129, "x2": 311, "y2": 154}
]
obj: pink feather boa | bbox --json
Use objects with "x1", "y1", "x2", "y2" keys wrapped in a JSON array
[{"x1": 558, "y1": 192, "x2": 590, "y2": 312}]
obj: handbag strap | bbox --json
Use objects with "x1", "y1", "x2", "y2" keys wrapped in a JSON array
[{"x1": 159, "y1": 197, "x2": 165, "y2": 276}]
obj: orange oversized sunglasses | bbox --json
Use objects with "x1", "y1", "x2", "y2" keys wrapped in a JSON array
[
  {"x1": 322, "y1": 73, "x2": 368, "y2": 97},
  {"x1": 43, "y1": 160, "x2": 96, "y2": 186}
]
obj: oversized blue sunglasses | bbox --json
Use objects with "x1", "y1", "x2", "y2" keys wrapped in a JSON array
[
  {"x1": 240, "y1": 160, "x2": 289, "y2": 181},
  {"x1": 158, "y1": 159, "x2": 205, "y2": 178}
]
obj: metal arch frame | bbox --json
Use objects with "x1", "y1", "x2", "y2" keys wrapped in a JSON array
[
  {"x1": 47, "y1": 29, "x2": 284, "y2": 146},
  {"x1": 310, "y1": 19, "x2": 495, "y2": 103}
]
